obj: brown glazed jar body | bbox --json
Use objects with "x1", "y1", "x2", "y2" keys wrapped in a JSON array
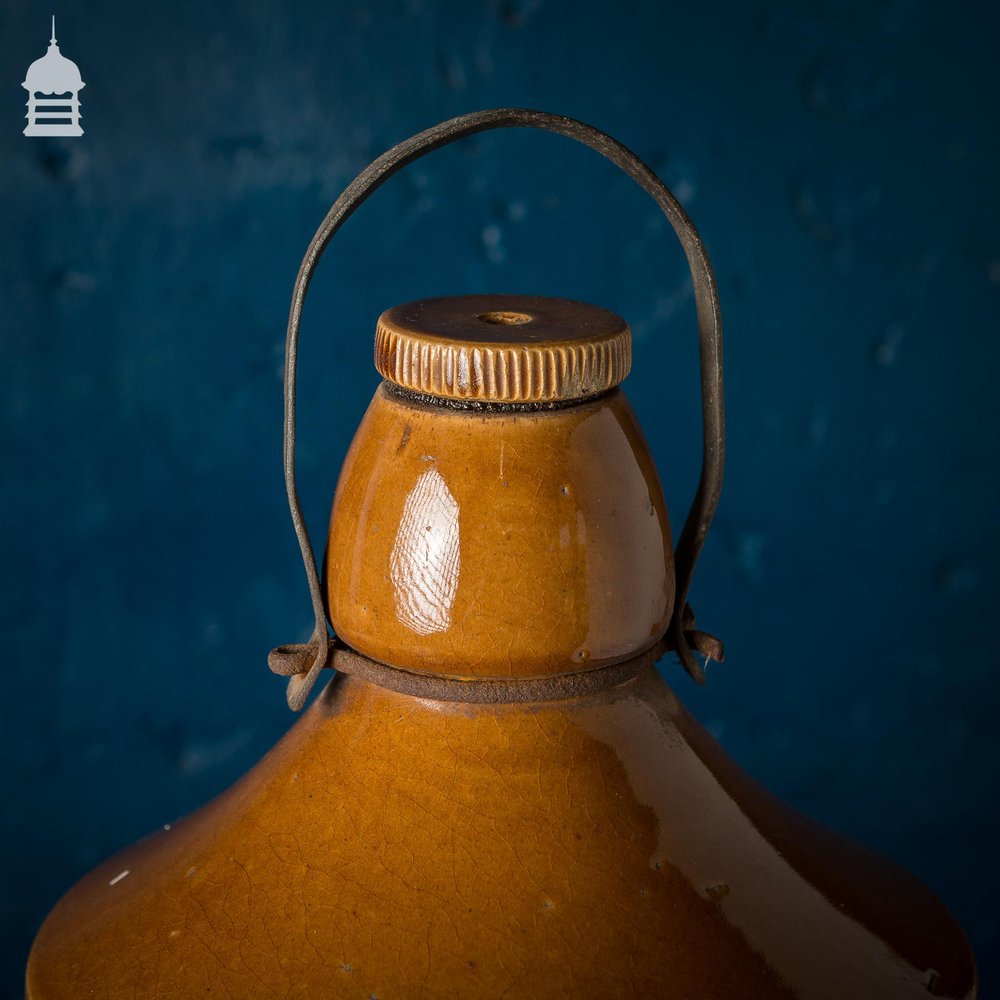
[
  {"x1": 326, "y1": 384, "x2": 674, "y2": 678},
  {"x1": 26, "y1": 667, "x2": 976, "y2": 999}
]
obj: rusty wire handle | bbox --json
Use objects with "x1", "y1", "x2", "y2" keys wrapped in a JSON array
[{"x1": 269, "y1": 108, "x2": 725, "y2": 710}]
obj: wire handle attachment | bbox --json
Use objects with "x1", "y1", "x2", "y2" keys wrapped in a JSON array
[{"x1": 269, "y1": 108, "x2": 725, "y2": 710}]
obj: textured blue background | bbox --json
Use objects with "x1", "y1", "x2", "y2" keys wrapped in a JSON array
[{"x1": 2, "y1": 0, "x2": 997, "y2": 994}]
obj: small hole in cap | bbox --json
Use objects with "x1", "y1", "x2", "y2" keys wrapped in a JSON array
[{"x1": 478, "y1": 310, "x2": 532, "y2": 326}]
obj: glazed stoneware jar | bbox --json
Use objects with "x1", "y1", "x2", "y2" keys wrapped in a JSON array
[{"x1": 26, "y1": 111, "x2": 977, "y2": 999}]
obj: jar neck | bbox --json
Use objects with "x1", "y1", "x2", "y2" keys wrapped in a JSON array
[{"x1": 325, "y1": 383, "x2": 674, "y2": 679}]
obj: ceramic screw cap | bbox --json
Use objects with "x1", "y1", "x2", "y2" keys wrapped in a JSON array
[{"x1": 374, "y1": 294, "x2": 631, "y2": 403}]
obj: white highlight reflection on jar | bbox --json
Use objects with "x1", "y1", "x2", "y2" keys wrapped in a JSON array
[{"x1": 390, "y1": 467, "x2": 461, "y2": 636}]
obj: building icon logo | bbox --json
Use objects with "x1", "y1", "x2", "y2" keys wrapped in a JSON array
[{"x1": 22, "y1": 17, "x2": 85, "y2": 137}]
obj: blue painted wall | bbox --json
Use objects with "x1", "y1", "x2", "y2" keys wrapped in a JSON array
[{"x1": 2, "y1": 0, "x2": 997, "y2": 993}]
